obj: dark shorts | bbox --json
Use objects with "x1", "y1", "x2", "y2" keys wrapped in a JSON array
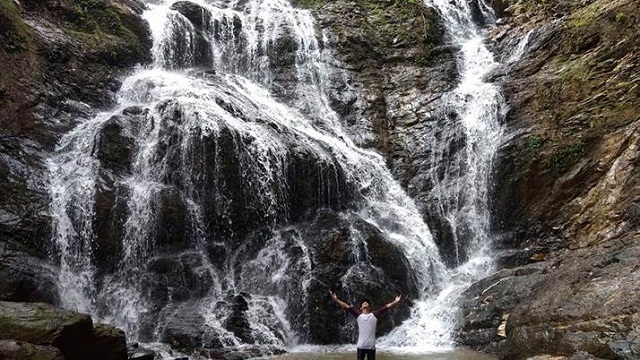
[{"x1": 357, "y1": 348, "x2": 375, "y2": 360}]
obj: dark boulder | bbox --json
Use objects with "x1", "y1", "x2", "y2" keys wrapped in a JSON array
[
  {"x1": 153, "y1": 186, "x2": 194, "y2": 253},
  {"x1": 144, "y1": 252, "x2": 216, "y2": 305},
  {"x1": 225, "y1": 293, "x2": 253, "y2": 344},
  {"x1": 0, "y1": 340, "x2": 64, "y2": 360},
  {"x1": 88, "y1": 323, "x2": 128, "y2": 360},
  {"x1": 94, "y1": 111, "x2": 147, "y2": 175},
  {"x1": 166, "y1": 1, "x2": 214, "y2": 69},
  {"x1": 171, "y1": 1, "x2": 212, "y2": 30},
  {"x1": 160, "y1": 302, "x2": 221, "y2": 350},
  {"x1": 92, "y1": 180, "x2": 129, "y2": 275},
  {"x1": 0, "y1": 301, "x2": 127, "y2": 360},
  {"x1": 286, "y1": 145, "x2": 351, "y2": 221},
  {"x1": 292, "y1": 209, "x2": 417, "y2": 344},
  {"x1": 127, "y1": 342, "x2": 159, "y2": 360},
  {"x1": 0, "y1": 242, "x2": 58, "y2": 304}
]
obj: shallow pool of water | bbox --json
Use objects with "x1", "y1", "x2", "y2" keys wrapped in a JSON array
[{"x1": 270, "y1": 349, "x2": 496, "y2": 360}]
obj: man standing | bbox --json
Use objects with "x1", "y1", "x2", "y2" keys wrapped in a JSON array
[{"x1": 331, "y1": 292, "x2": 402, "y2": 360}]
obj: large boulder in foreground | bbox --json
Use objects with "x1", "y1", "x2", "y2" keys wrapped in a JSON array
[
  {"x1": 458, "y1": 238, "x2": 640, "y2": 359},
  {"x1": 0, "y1": 301, "x2": 127, "y2": 360},
  {"x1": 0, "y1": 340, "x2": 63, "y2": 360}
]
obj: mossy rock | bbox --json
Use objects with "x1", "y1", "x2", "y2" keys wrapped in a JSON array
[
  {"x1": 493, "y1": 0, "x2": 640, "y2": 240},
  {"x1": 0, "y1": 0, "x2": 37, "y2": 53},
  {"x1": 0, "y1": 340, "x2": 63, "y2": 360},
  {"x1": 293, "y1": 0, "x2": 444, "y2": 67},
  {"x1": 90, "y1": 323, "x2": 127, "y2": 360},
  {"x1": 0, "y1": 302, "x2": 128, "y2": 360}
]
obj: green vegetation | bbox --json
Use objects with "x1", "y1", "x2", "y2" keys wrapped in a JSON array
[
  {"x1": 71, "y1": 0, "x2": 126, "y2": 34},
  {"x1": 326, "y1": 0, "x2": 441, "y2": 65},
  {"x1": 526, "y1": 134, "x2": 544, "y2": 152},
  {"x1": 294, "y1": 0, "x2": 420, "y2": 10},
  {"x1": 520, "y1": 0, "x2": 638, "y2": 178},
  {"x1": 61, "y1": 0, "x2": 149, "y2": 66},
  {"x1": 0, "y1": 0, "x2": 36, "y2": 53},
  {"x1": 293, "y1": 0, "x2": 325, "y2": 9},
  {"x1": 544, "y1": 142, "x2": 585, "y2": 171},
  {"x1": 65, "y1": 0, "x2": 142, "y2": 51}
]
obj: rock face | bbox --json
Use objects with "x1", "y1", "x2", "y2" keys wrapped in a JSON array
[
  {"x1": 455, "y1": 0, "x2": 640, "y2": 358},
  {"x1": 0, "y1": 0, "x2": 152, "y2": 305},
  {"x1": 0, "y1": 301, "x2": 127, "y2": 360},
  {"x1": 0, "y1": 340, "x2": 64, "y2": 360},
  {"x1": 303, "y1": 0, "x2": 466, "y2": 266},
  {"x1": 289, "y1": 209, "x2": 417, "y2": 343}
]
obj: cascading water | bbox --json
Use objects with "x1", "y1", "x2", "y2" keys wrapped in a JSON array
[
  {"x1": 48, "y1": 0, "x2": 504, "y2": 356},
  {"x1": 378, "y1": 0, "x2": 505, "y2": 350},
  {"x1": 507, "y1": 30, "x2": 533, "y2": 63}
]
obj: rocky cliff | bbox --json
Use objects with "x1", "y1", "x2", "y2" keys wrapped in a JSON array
[
  {"x1": 0, "y1": 0, "x2": 151, "y2": 303},
  {"x1": 457, "y1": 0, "x2": 640, "y2": 359}
]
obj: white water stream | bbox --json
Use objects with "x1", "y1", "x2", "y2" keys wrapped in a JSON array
[
  {"x1": 378, "y1": 0, "x2": 505, "y2": 350},
  {"x1": 48, "y1": 0, "x2": 504, "y2": 355}
]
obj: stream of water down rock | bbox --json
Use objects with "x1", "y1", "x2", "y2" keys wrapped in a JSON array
[{"x1": 47, "y1": 0, "x2": 505, "y2": 355}]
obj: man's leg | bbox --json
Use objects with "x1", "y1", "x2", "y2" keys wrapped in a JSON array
[
  {"x1": 356, "y1": 348, "x2": 366, "y2": 360},
  {"x1": 365, "y1": 349, "x2": 376, "y2": 360}
]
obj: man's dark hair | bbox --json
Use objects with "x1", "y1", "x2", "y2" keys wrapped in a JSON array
[{"x1": 360, "y1": 299, "x2": 371, "y2": 307}]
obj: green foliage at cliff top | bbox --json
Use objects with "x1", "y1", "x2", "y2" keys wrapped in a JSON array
[
  {"x1": 70, "y1": 0, "x2": 132, "y2": 37},
  {"x1": 0, "y1": 0, "x2": 36, "y2": 53},
  {"x1": 302, "y1": 0, "x2": 442, "y2": 66},
  {"x1": 295, "y1": 0, "x2": 419, "y2": 9}
]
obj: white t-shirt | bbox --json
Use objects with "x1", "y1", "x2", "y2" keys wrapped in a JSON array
[{"x1": 347, "y1": 306, "x2": 389, "y2": 349}]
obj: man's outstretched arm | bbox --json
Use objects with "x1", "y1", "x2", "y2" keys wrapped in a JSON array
[
  {"x1": 385, "y1": 295, "x2": 402, "y2": 309},
  {"x1": 331, "y1": 292, "x2": 351, "y2": 310}
]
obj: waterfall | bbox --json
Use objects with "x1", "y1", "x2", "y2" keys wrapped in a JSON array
[
  {"x1": 379, "y1": 0, "x2": 505, "y2": 350},
  {"x1": 508, "y1": 30, "x2": 533, "y2": 63},
  {"x1": 48, "y1": 0, "x2": 447, "y2": 350},
  {"x1": 47, "y1": 0, "x2": 504, "y2": 354}
]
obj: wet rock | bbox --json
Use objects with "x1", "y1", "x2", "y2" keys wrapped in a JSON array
[
  {"x1": 225, "y1": 293, "x2": 253, "y2": 344},
  {"x1": 0, "y1": 340, "x2": 63, "y2": 360},
  {"x1": 144, "y1": 252, "x2": 216, "y2": 306},
  {"x1": 0, "y1": 0, "x2": 152, "y2": 314},
  {"x1": 199, "y1": 345, "x2": 287, "y2": 360},
  {"x1": 167, "y1": 1, "x2": 214, "y2": 68},
  {"x1": 0, "y1": 301, "x2": 127, "y2": 360},
  {"x1": 154, "y1": 187, "x2": 193, "y2": 253},
  {"x1": 291, "y1": 209, "x2": 418, "y2": 344},
  {"x1": 160, "y1": 302, "x2": 221, "y2": 350},
  {"x1": 127, "y1": 342, "x2": 157, "y2": 360},
  {"x1": 90, "y1": 323, "x2": 128, "y2": 360},
  {"x1": 171, "y1": 1, "x2": 212, "y2": 30},
  {"x1": 92, "y1": 180, "x2": 129, "y2": 275},
  {"x1": 94, "y1": 111, "x2": 147, "y2": 175},
  {"x1": 286, "y1": 145, "x2": 351, "y2": 221},
  {"x1": 0, "y1": 242, "x2": 58, "y2": 303}
]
